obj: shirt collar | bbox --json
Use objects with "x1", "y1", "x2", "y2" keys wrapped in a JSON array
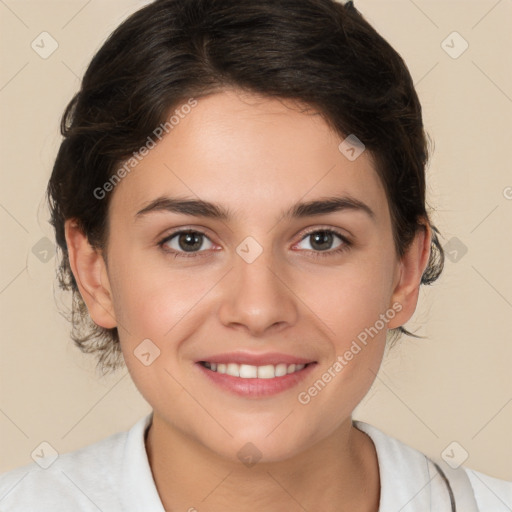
[
  {"x1": 354, "y1": 420, "x2": 443, "y2": 511},
  {"x1": 121, "y1": 411, "x2": 165, "y2": 512}
]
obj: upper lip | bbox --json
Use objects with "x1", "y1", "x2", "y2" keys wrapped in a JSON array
[{"x1": 197, "y1": 352, "x2": 316, "y2": 366}]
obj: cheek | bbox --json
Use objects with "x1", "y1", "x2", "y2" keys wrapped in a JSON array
[
  {"x1": 294, "y1": 257, "x2": 395, "y2": 408},
  {"x1": 295, "y1": 278, "x2": 390, "y2": 441},
  {"x1": 305, "y1": 256, "x2": 396, "y2": 341},
  {"x1": 108, "y1": 244, "x2": 213, "y2": 339},
  {"x1": 108, "y1": 259, "x2": 209, "y2": 401}
]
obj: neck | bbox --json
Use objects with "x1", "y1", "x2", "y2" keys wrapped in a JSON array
[{"x1": 144, "y1": 413, "x2": 380, "y2": 512}]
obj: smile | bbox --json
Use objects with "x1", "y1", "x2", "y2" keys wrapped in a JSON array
[
  {"x1": 200, "y1": 361, "x2": 308, "y2": 379},
  {"x1": 196, "y1": 358, "x2": 316, "y2": 398}
]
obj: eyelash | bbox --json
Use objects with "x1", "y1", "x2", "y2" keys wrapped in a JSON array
[{"x1": 157, "y1": 228, "x2": 352, "y2": 260}]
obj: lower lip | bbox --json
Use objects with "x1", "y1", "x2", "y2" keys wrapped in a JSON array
[{"x1": 195, "y1": 362, "x2": 317, "y2": 398}]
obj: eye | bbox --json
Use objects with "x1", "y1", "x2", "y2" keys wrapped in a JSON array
[
  {"x1": 294, "y1": 229, "x2": 351, "y2": 258},
  {"x1": 158, "y1": 227, "x2": 352, "y2": 259},
  {"x1": 159, "y1": 230, "x2": 214, "y2": 257}
]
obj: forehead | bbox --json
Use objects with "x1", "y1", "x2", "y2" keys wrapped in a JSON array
[{"x1": 109, "y1": 89, "x2": 388, "y2": 225}]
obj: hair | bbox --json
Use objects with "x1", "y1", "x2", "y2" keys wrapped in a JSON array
[{"x1": 47, "y1": 0, "x2": 445, "y2": 375}]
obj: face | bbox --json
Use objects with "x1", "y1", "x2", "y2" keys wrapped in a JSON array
[{"x1": 78, "y1": 89, "x2": 420, "y2": 462}]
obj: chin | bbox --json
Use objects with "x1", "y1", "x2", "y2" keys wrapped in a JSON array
[{"x1": 204, "y1": 426, "x2": 317, "y2": 466}]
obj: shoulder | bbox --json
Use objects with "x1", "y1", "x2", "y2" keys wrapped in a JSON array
[
  {"x1": 464, "y1": 466, "x2": 512, "y2": 510},
  {"x1": 0, "y1": 414, "x2": 159, "y2": 512},
  {"x1": 353, "y1": 420, "x2": 512, "y2": 511},
  {"x1": 0, "y1": 429, "x2": 127, "y2": 511}
]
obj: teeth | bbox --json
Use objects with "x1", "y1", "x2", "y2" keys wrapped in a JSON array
[
  {"x1": 257, "y1": 365, "x2": 275, "y2": 379},
  {"x1": 275, "y1": 363, "x2": 288, "y2": 377},
  {"x1": 203, "y1": 361, "x2": 307, "y2": 378},
  {"x1": 240, "y1": 364, "x2": 258, "y2": 378},
  {"x1": 226, "y1": 363, "x2": 239, "y2": 377}
]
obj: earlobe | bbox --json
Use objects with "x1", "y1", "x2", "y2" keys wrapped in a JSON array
[
  {"x1": 387, "y1": 222, "x2": 432, "y2": 330},
  {"x1": 64, "y1": 219, "x2": 117, "y2": 329}
]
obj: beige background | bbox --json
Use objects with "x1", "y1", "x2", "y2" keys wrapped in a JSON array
[{"x1": 0, "y1": 0, "x2": 511, "y2": 481}]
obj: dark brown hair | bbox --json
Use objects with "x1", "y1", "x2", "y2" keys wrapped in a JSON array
[{"x1": 47, "y1": 0, "x2": 444, "y2": 375}]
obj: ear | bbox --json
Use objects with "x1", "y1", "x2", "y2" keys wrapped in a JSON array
[
  {"x1": 64, "y1": 219, "x2": 117, "y2": 329},
  {"x1": 387, "y1": 221, "x2": 432, "y2": 329}
]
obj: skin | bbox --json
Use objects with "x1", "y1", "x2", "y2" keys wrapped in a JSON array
[{"x1": 65, "y1": 88, "x2": 431, "y2": 511}]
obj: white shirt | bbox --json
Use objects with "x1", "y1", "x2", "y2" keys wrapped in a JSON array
[{"x1": 0, "y1": 413, "x2": 510, "y2": 511}]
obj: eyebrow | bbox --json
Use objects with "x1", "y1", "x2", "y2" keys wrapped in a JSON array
[{"x1": 135, "y1": 195, "x2": 376, "y2": 223}]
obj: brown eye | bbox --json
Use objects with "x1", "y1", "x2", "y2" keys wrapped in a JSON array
[
  {"x1": 296, "y1": 230, "x2": 345, "y2": 252},
  {"x1": 292, "y1": 228, "x2": 352, "y2": 259},
  {"x1": 160, "y1": 230, "x2": 214, "y2": 255}
]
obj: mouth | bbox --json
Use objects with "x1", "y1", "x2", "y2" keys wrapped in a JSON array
[
  {"x1": 195, "y1": 354, "x2": 317, "y2": 398},
  {"x1": 199, "y1": 361, "x2": 311, "y2": 379}
]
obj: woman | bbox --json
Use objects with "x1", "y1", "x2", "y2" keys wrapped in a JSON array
[{"x1": 1, "y1": 0, "x2": 510, "y2": 510}]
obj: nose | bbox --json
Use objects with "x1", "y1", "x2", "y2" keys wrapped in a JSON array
[{"x1": 217, "y1": 245, "x2": 299, "y2": 337}]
